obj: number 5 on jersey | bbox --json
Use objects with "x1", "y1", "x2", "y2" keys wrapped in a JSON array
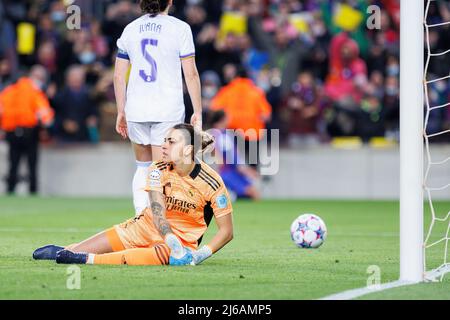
[{"x1": 140, "y1": 38, "x2": 158, "y2": 83}]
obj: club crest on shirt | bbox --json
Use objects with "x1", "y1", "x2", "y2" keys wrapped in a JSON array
[
  {"x1": 216, "y1": 194, "x2": 228, "y2": 209},
  {"x1": 188, "y1": 188, "x2": 196, "y2": 197}
]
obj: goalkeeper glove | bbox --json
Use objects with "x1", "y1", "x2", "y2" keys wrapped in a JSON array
[{"x1": 191, "y1": 245, "x2": 213, "y2": 265}]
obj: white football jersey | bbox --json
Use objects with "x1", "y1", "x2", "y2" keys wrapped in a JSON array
[{"x1": 117, "y1": 14, "x2": 195, "y2": 122}]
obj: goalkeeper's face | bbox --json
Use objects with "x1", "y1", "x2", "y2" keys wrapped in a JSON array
[{"x1": 162, "y1": 129, "x2": 194, "y2": 165}]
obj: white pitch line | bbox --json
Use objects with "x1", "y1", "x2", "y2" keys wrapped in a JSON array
[{"x1": 319, "y1": 280, "x2": 419, "y2": 300}]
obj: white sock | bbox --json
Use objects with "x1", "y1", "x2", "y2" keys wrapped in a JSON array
[
  {"x1": 133, "y1": 161, "x2": 152, "y2": 216},
  {"x1": 87, "y1": 253, "x2": 95, "y2": 265},
  {"x1": 165, "y1": 234, "x2": 186, "y2": 259}
]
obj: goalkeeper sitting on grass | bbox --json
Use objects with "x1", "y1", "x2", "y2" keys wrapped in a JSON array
[{"x1": 33, "y1": 124, "x2": 234, "y2": 266}]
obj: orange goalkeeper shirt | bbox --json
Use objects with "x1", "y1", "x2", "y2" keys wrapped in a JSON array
[{"x1": 144, "y1": 160, "x2": 233, "y2": 247}]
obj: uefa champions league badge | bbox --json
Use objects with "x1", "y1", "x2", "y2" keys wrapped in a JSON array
[
  {"x1": 148, "y1": 169, "x2": 162, "y2": 187},
  {"x1": 216, "y1": 194, "x2": 228, "y2": 209}
]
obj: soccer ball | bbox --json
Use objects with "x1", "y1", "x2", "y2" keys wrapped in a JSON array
[{"x1": 290, "y1": 214, "x2": 327, "y2": 249}]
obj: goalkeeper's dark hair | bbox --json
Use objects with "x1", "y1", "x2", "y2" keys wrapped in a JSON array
[
  {"x1": 140, "y1": 0, "x2": 170, "y2": 17},
  {"x1": 173, "y1": 123, "x2": 215, "y2": 160}
]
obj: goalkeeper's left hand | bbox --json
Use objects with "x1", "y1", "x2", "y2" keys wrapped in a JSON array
[{"x1": 190, "y1": 245, "x2": 213, "y2": 265}]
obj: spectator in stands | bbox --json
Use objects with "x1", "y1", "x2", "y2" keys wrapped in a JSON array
[
  {"x1": 0, "y1": 57, "x2": 15, "y2": 91},
  {"x1": 201, "y1": 70, "x2": 222, "y2": 112},
  {"x1": 0, "y1": 65, "x2": 54, "y2": 194},
  {"x1": 325, "y1": 32, "x2": 368, "y2": 108},
  {"x1": 185, "y1": 4, "x2": 208, "y2": 38},
  {"x1": 302, "y1": 16, "x2": 331, "y2": 81},
  {"x1": 214, "y1": 33, "x2": 245, "y2": 83},
  {"x1": 323, "y1": 31, "x2": 369, "y2": 138},
  {"x1": 92, "y1": 68, "x2": 117, "y2": 141},
  {"x1": 0, "y1": 0, "x2": 22, "y2": 75},
  {"x1": 385, "y1": 54, "x2": 400, "y2": 78},
  {"x1": 280, "y1": 71, "x2": 322, "y2": 148},
  {"x1": 37, "y1": 41, "x2": 58, "y2": 78},
  {"x1": 379, "y1": 8, "x2": 400, "y2": 51},
  {"x1": 383, "y1": 75, "x2": 400, "y2": 139},
  {"x1": 52, "y1": 65, "x2": 98, "y2": 143},
  {"x1": 56, "y1": 29, "x2": 80, "y2": 84},
  {"x1": 247, "y1": 11, "x2": 309, "y2": 96},
  {"x1": 354, "y1": 92, "x2": 386, "y2": 142},
  {"x1": 367, "y1": 31, "x2": 389, "y2": 74},
  {"x1": 209, "y1": 110, "x2": 260, "y2": 200},
  {"x1": 210, "y1": 67, "x2": 272, "y2": 167},
  {"x1": 36, "y1": 12, "x2": 60, "y2": 47},
  {"x1": 194, "y1": 22, "x2": 220, "y2": 74},
  {"x1": 101, "y1": 0, "x2": 140, "y2": 55},
  {"x1": 90, "y1": 19, "x2": 110, "y2": 65},
  {"x1": 368, "y1": 70, "x2": 385, "y2": 100}
]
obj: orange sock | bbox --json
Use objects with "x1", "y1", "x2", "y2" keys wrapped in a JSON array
[{"x1": 92, "y1": 245, "x2": 170, "y2": 266}]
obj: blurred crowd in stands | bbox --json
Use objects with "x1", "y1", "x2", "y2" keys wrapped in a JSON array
[{"x1": 1, "y1": 0, "x2": 450, "y2": 147}]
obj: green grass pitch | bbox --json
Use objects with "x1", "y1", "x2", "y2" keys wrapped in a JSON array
[{"x1": 0, "y1": 197, "x2": 449, "y2": 300}]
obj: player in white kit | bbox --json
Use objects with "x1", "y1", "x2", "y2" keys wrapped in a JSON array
[{"x1": 114, "y1": 0, "x2": 203, "y2": 215}]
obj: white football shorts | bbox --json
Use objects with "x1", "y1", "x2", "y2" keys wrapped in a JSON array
[{"x1": 127, "y1": 119, "x2": 184, "y2": 146}]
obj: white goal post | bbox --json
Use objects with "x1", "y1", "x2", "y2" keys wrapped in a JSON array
[
  {"x1": 399, "y1": 0, "x2": 424, "y2": 283},
  {"x1": 401, "y1": 0, "x2": 450, "y2": 283}
]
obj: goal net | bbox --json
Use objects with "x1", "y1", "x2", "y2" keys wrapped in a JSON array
[{"x1": 423, "y1": 0, "x2": 450, "y2": 282}]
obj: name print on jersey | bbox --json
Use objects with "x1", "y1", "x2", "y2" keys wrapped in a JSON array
[{"x1": 139, "y1": 22, "x2": 162, "y2": 34}]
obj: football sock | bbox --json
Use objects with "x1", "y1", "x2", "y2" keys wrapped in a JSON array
[
  {"x1": 133, "y1": 161, "x2": 152, "y2": 216},
  {"x1": 87, "y1": 253, "x2": 95, "y2": 264},
  {"x1": 92, "y1": 246, "x2": 170, "y2": 265}
]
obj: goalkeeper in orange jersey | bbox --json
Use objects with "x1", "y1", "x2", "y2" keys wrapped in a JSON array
[{"x1": 32, "y1": 124, "x2": 233, "y2": 266}]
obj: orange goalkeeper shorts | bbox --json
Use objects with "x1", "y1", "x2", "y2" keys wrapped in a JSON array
[{"x1": 106, "y1": 209, "x2": 165, "y2": 251}]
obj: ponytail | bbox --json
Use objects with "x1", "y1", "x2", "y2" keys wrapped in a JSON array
[
  {"x1": 140, "y1": 0, "x2": 170, "y2": 17},
  {"x1": 172, "y1": 123, "x2": 215, "y2": 160},
  {"x1": 200, "y1": 131, "x2": 215, "y2": 155}
]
